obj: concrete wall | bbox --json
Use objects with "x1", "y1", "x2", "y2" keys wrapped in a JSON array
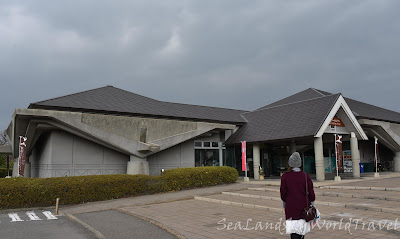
[
  {"x1": 390, "y1": 123, "x2": 400, "y2": 139},
  {"x1": 147, "y1": 132, "x2": 223, "y2": 176},
  {"x1": 31, "y1": 130, "x2": 129, "y2": 178},
  {"x1": 81, "y1": 113, "x2": 198, "y2": 143},
  {"x1": 148, "y1": 140, "x2": 194, "y2": 176}
]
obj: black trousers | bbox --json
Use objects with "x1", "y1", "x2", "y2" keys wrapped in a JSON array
[{"x1": 290, "y1": 233, "x2": 304, "y2": 239}]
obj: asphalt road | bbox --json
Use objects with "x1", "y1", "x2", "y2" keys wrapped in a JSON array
[
  {"x1": 75, "y1": 210, "x2": 177, "y2": 239},
  {"x1": 0, "y1": 209, "x2": 177, "y2": 239},
  {"x1": 0, "y1": 210, "x2": 96, "y2": 239}
]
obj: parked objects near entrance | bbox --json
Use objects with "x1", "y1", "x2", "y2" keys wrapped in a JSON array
[{"x1": 1, "y1": 87, "x2": 400, "y2": 182}]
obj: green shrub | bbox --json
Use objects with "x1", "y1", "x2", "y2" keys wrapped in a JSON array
[
  {"x1": 0, "y1": 168, "x2": 12, "y2": 178},
  {"x1": 0, "y1": 166, "x2": 238, "y2": 210},
  {"x1": 160, "y1": 166, "x2": 239, "y2": 191}
]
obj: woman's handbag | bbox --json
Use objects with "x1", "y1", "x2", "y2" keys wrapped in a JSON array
[{"x1": 303, "y1": 172, "x2": 317, "y2": 222}]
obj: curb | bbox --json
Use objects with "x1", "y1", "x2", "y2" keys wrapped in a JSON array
[
  {"x1": 320, "y1": 186, "x2": 400, "y2": 191},
  {"x1": 194, "y1": 196, "x2": 284, "y2": 213},
  {"x1": 65, "y1": 213, "x2": 105, "y2": 239},
  {"x1": 247, "y1": 187, "x2": 400, "y2": 202},
  {"x1": 220, "y1": 191, "x2": 400, "y2": 215}
]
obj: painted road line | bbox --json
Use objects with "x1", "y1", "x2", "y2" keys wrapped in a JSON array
[
  {"x1": 43, "y1": 211, "x2": 58, "y2": 220},
  {"x1": 26, "y1": 211, "x2": 42, "y2": 221},
  {"x1": 8, "y1": 213, "x2": 24, "y2": 222}
]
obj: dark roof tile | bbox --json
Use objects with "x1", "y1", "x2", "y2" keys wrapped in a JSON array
[
  {"x1": 29, "y1": 86, "x2": 248, "y2": 124},
  {"x1": 226, "y1": 94, "x2": 341, "y2": 144}
]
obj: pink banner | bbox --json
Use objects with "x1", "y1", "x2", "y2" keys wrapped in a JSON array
[
  {"x1": 241, "y1": 141, "x2": 246, "y2": 171},
  {"x1": 19, "y1": 136, "x2": 27, "y2": 176}
]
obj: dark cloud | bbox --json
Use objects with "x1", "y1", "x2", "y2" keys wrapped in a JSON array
[{"x1": 1, "y1": 0, "x2": 400, "y2": 129}]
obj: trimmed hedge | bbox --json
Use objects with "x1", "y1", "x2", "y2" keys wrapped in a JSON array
[
  {"x1": 0, "y1": 166, "x2": 238, "y2": 210},
  {"x1": 0, "y1": 168, "x2": 12, "y2": 178}
]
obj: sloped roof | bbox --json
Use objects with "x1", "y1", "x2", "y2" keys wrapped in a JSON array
[
  {"x1": 257, "y1": 88, "x2": 400, "y2": 124},
  {"x1": 344, "y1": 98, "x2": 400, "y2": 124},
  {"x1": 29, "y1": 86, "x2": 248, "y2": 124},
  {"x1": 257, "y1": 88, "x2": 327, "y2": 110},
  {"x1": 226, "y1": 94, "x2": 341, "y2": 144}
]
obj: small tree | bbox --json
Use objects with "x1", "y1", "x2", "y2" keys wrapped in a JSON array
[
  {"x1": 0, "y1": 130, "x2": 10, "y2": 169},
  {"x1": 0, "y1": 130, "x2": 7, "y2": 145}
]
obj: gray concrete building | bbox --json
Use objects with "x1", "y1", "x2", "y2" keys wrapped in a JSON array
[{"x1": 1, "y1": 86, "x2": 400, "y2": 181}]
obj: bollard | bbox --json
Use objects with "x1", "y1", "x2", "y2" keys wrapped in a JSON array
[{"x1": 55, "y1": 198, "x2": 60, "y2": 215}]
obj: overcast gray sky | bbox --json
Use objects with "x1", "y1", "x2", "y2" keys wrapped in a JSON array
[{"x1": 1, "y1": 0, "x2": 400, "y2": 130}]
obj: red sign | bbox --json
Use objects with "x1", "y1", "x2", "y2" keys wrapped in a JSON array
[
  {"x1": 335, "y1": 134, "x2": 343, "y2": 171},
  {"x1": 19, "y1": 136, "x2": 27, "y2": 176},
  {"x1": 241, "y1": 141, "x2": 246, "y2": 171},
  {"x1": 330, "y1": 118, "x2": 345, "y2": 127}
]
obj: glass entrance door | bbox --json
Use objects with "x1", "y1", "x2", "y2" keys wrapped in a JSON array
[{"x1": 195, "y1": 149, "x2": 220, "y2": 167}]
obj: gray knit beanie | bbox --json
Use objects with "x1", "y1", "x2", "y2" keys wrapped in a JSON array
[{"x1": 288, "y1": 152, "x2": 302, "y2": 168}]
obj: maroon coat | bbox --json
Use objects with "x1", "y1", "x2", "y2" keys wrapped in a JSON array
[{"x1": 280, "y1": 171, "x2": 315, "y2": 220}]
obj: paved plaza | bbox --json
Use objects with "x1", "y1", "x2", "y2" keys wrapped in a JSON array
[{"x1": 60, "y1": 173, "x2": 400, "y2": 239}]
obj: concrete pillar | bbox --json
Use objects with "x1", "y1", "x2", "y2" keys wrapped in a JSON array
[
  {"x1": 350, "y1": 132, "x2": 360, "y2": 178},
  {"x1": 24, "y1": 162, "x2": 31, "y2": 178},
  {"x1": 289, "y1": 140, "x2": 296, "y2": 154},
  {"x1": 394, "y1": 152, "x2": 400, "y2": 172},
  {"x1": 127, "y1": 155, "x2": 149, "y2": 175},
  {"x1": 253, "y1": 144, "x2": 260, "y2": 179},
  {"x1": 12, "y1": 158, "x2": 18, "y2": 177},
  {"x1": 314, "y1": 137, "x2": 325, "y2": 181}
]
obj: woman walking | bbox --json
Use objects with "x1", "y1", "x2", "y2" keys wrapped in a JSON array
[{"x1": 280, "y1": 152, "x2": 315, "y2": 239}]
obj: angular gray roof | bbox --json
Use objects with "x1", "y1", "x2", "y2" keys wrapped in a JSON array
[
  {"x1": 257, "y1": 88, "x2": 328, "y2": 110},
  {"x1": 29, "y1": 86, "x2": 248, "y2": 124},
  {"x1": 258, "y1": 88, "x2": 400, "y2": 124},
  {"x1": 226, "y1": 94, "x2": 341, "y2": 144}
]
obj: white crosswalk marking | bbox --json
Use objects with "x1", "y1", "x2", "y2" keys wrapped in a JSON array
[
  {"x1": 42, "y1": 211, "x2": 58, "y2": 220},
  {"x1": 8, "y1": 213, "x2": 24, "y2": 222},
  {"x1": 26, "y1": 211, "x2": 42, "y2": 221}
]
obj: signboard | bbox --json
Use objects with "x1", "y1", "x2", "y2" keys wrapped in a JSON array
[
  {"x1": 241, "y1": 141, "x2": 246, "y2": 171},
  {"x1": 18, "y1": 136, "x2": 27, "y2": 176},
  {"x1": 335, "y1": 134, "x2": 343, "y2": 171},
  {"x1": 330, "y1": 118, "x2": 345, "y2": 127},
  {"x1": 343, "y1": 150, "x2": 352, "y2": 173}
]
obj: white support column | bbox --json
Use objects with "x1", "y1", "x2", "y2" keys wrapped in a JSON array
[
  {"x1": 219, "y1": 142, "x2": 223, "y2": 166},
  {"x1": 253, "y1": 144, "x2": 260, "y2": 180},
  {"x1": 350, "y1": 132, "x2": 360, "y2": 178},
  {"x1": 290, "y1": 140, "x2": 296, "y2": 154},
  {"x1": 394, "y1": 152, "x2": 400, "y2": 172},
  {"x1": 314, "y1": 137, "x2": 325, "y2": 182},
  {"x1": 127, "y1": 155, "x2": 149, "y2": 175}
]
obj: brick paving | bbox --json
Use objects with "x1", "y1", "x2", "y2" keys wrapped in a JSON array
[
  {"x1": 120, "y1": 199, "x2": 399, "y2": 239},
  {"x1": 61, "y1": 173, "x2": 400, "y2": 238}
]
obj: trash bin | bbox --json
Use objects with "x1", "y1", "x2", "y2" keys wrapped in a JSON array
[{"x1": 359, "y1": 163, "x2": 364, "y2": 173}]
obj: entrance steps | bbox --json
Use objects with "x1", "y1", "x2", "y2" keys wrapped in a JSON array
[
  {"x1": 249, "y1": 187, "x2": 400, "y2": 202},
  {"x1": 194, "y1": 186, "x2": 400, "y2": 235}
]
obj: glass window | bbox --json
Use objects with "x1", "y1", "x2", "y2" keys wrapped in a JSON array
[
  {"x1": 203, "y1": 142, "x2": 211, "y2": 147},
  {"x1": 194, "y1": 142, "x2": 202, "y2": 147},
  {"x1": 212, "y1": 142, "x2": 219, "y2": 147}
]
